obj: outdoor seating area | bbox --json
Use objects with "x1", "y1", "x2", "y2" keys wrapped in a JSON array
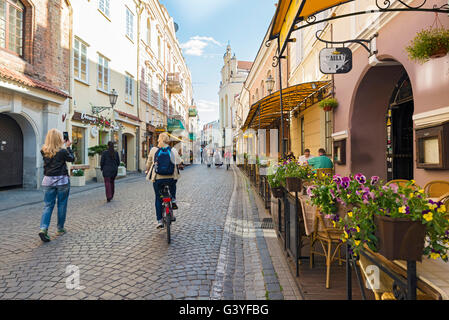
[{"x1": 238, "y1": 159, "x2": 449, "y2": 300}]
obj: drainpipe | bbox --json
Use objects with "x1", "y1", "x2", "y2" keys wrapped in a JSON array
[{"x1": 135, "y1": 0, "x2": 144, "y2": 172}]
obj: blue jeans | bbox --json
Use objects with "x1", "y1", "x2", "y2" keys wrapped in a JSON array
[
  {"x1": 153, "y1": 179, "x2": 176, "y2": 221},
  {"x1": 40, "y1": 183, "x2": 70, "y2": 230}
]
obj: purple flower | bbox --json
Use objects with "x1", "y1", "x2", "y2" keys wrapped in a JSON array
[
  {"x1": 307, "y1": 186, "x2": 316, "y2": 197},
  {"x1": 341, "y1": 177, "x2": 350, "y2": 189},
  {"x1": 389, "y1": 183, "x2": 399, "y2": 193},
  {"x1": 333, "y1": 174, "x2": 343, "y2": 185},
  {"x1": 370, "y1": 176, "x2": 379, "y2": 185},
  {"x1": 355, "y1": 173, "x2": 367, "y2": 184},
  {"x1": 330, "y1": 189, "x2": 336, "y2": 199}
]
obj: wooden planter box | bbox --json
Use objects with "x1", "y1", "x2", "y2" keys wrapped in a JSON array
[
  {"x1": 117, "y1": 166, "x2": 126, "y2": 177},
  {"x1": 271, "y1": 187, "x2": 284, "y2": 198},
  {"x1": 285, "y1": 177, "x2": 302, "y2": 193},
  {"x1": 70, "y1": 175, "x2": 85, "y2": 187},
  {"x1": 374, "y1": 215, "x2": 426, "y2": 261}
]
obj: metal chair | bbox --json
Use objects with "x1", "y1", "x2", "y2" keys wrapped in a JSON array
[
  {"x1": 309, "y1": 208, "x2": 345, "y2": 289},
  {"x1": 424, "y1": 181, "x2": 449, "y2": 199}
]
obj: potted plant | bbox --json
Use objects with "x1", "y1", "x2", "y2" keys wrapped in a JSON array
[
  {"x1": 70, "y1": 169, "x2": 85, "y2": 187},
  {"x1": 333, "y1": 179, "x2": 449, "y2": 262},
  {"x1": 88, "y1": 144, "x2": 108, "y2": 183},
  {"x1": 258, "y1": 156, "x2": 270, "y2": 176},
  {"x1": 118, "y1": 161, "x2": 126, "y2": 177},
  {"x1": 283, "y1": 160, "x2": 314, "y2": 193},
  {"x1": 268, "y1": 164, "x2": 285, "y2": 198},
  {"x1": 319, "y1": 98, "x2": 339, "y2": 112},
  {"x1": 406, "y1": 27, "x2": 449, "y2": 63}
]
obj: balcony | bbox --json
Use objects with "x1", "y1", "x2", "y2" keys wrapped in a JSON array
[{"x1": 166, "y1": 73, "x2": 183, "y2": 94}]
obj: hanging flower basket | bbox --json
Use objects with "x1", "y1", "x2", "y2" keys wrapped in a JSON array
[
  {"x1": 271, "y1": 187, "x2": 284, "y2": 198},
  {"x1": 374, "y1": 215, "x2": 426, "y2": 262},
  {"x1": 285, "y1": 177, "x2": 302, "y2": 192},
  {"x1": 406, "y1": 27, "x2": 449, "y2": 63},
  {"x1": 319, "y1": 98, "x2": 339, "y2": 112}
]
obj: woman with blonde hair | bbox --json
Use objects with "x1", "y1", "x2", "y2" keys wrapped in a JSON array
[
  {"x1": 39, "y1": 128, "x2": 75, "y2": 242},
  {"x1": 146, "y1": 132, "x2": 181, "y2": 228}
]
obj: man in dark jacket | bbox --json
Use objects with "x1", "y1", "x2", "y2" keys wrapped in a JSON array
[{"x1": 100, "y1": 141, "x2": 120, "y2": 202}]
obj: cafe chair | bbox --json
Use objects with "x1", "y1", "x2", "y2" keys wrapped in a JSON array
[
  {"x1": 385, "y1": 179, "x2": 415, "y2": 188},
  {"x1": 437, "y1": 192, "x2": 449, "y2": 218},
  {"x1": 309, "y1": 208, "x2": 345, "y2": 289},
  {"x1": 424, "y1": 181, "x2": 449, "y2": 199}
]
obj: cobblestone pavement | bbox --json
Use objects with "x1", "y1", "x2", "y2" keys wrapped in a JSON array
[{"x1": 0, "y1": 165, "x2": 292, "y2": 300}]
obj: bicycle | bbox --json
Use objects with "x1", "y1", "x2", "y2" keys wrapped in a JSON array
[{"x1": 160, "y1": 184, "x2": 174, "y2": 244}]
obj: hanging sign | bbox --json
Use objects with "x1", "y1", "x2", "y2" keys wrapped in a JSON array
[{"x1": 319, "y1": 47, "x2": 353, "y2": 74}]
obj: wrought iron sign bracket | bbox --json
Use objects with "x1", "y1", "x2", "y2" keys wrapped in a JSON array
[
  {"x1": 292, "y1": 0, "x2": 449, "y2": 33},
  {"x1": 91, "y1": 104, "x2": 113, "y2": 115},
  {"x1": 315, "y1": 30, "x2": 379, "y2": 55}
]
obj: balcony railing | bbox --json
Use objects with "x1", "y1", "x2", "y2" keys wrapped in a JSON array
[{"x1": 166, "y1": 73, "x2": 183, "y2": 94}]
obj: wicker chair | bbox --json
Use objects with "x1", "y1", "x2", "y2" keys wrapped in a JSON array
[
  {"x1": 385, "y1": 179, "x2": 414, "y2": 188},
  {"x1": 437, "y1": 192, "x2": 449, "y2": 219},
  {"x1": 309, "y1": 208, "x2": 344, "y2": 289},
  {"x1": 424, "y1": 181, "x2": 449, "y2": 199}
]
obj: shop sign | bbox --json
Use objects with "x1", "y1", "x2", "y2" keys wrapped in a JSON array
[
  {"x1": 72, "y1": 112, "x2": 112, "y2": 128},
  {"x1": 167, "y1": 118, "x2": 185, "y2": 132},
  {"x1": 319, "y1": 47, "x2": 353, "y2": 74},
  {"x1": 188, "y1": 108, "x2": 198, "y2": 117}
]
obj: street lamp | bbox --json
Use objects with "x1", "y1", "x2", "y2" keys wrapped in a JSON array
[
  {"x1": 266, "y1": 74, "x2": 275, "y2": 95},
  {"x1": 92, "y1": 89, "x2": 119, "y2": 114}
]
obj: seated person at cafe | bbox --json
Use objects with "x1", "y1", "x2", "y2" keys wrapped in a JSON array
[
  {"x1": 306, "y1": 148, "x2": 333, "y2": 170},
  {"x1": 298, "y1": 149, "x2": 314, "y2": 165}
]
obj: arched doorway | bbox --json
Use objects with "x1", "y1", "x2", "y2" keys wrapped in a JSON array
[
  {"x1": 386, "y1": 73, "x2": 414, "y2": 181},
  {"x1": 351, "y1": 63, "x2": 414, "y2": 181},
  {"x1": 0, "y1": 113, "x2": 24, "y2": 188},
  {"x1": 121, "y1": 133, "x2": 136, "y2": 171}
]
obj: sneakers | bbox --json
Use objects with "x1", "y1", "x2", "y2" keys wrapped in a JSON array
[
  {"x1": 57, "y1": 228, "x2": 66, "y2": 235},
  {"x1": 171, "y1": 215, "x2": 176, "y2": 222},
  {"x1": 172, "y1": 201, "x2": 178, "y2": 210},
  {"x1": 39, "y1": 229, "x2": 51, "y2": 242},
  {"x1": 157, "y1": 220, "x2": 164, "y2": 229}
]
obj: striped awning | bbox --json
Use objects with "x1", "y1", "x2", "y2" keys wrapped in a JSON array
[{"x1": 241, "y1": 81, "x2": 330, "y2": 132}]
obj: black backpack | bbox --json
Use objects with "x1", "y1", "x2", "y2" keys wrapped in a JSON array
[{"x1": 154, "y1": 147, "x2": 175, "y2": 175}]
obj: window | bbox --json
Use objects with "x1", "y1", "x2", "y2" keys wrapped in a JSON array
[
  {"x1": 157, "y1": 36, "x2": 161, "y2": 60},
  {"x1": 98, "y1": 0, "x2": 110, "y2": 17},
  {"x1": 125, "y1": 73, "x2": 133, "y2": 104},
  {"x1": 0, "y1": 0, "x2": 24, "y2": 56},
  {"x1": 97, "y1": 54, "x2": 110, "y2": 92},
  {"x1": 146, "y1": 18, "x2": 151, "y2": 44},
  {"x1": 125, "y1": 7, "x2": 133, "y2": 40},
  {"x1": 74, "y1": 38, "x2": 88, "y2": 83},
  {"x1": 72, "y1": 126, "x2": 85, "y2": 165}
]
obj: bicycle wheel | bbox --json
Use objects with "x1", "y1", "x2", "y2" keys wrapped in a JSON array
[{"x1": 166, "y1": 211, "x2": 171, "y2": 244}]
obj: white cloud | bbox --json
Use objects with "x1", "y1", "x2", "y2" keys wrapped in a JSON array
[
  {"x1": 180, "y1": 36, "x2": 222, "y2": 56},
  {"x1": 196, "y1": 99, "x2": 218, "y2": 113}
]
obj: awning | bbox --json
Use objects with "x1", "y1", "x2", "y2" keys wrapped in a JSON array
[
  {"x1": 241, "y1": 81, "x2": 330, "y2": 132},
  {"x1": 270, "y1": 0, "x2": 353, "y2": 40},
  {"x1": 167, "y1": 118, "x2": 185, "y2": 132}
]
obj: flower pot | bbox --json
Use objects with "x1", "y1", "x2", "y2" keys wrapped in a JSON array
[
  {"x1": 374, "y1": 215, "x2": 426, "y2": 261},
  {"x1": 285, "y1": 177, "x2": 302, "y2": 192},
  {"x1": 430, "y1": 47, "x2": 448, "y2": 59},
  {"x1": 322, "y1": 105, "x2": 333, "y2": 112},
  {"x1": 95, "y1": 167, "x2": 104, "y2": 183},
  {"x1": 271, "y1": 187, "x2": 284, "y2": 199},
  {"x1": 70, "y1": 175, "x2": 85, "y2": 187}
]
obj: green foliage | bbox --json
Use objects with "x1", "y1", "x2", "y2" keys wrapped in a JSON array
[
  {"x1": 88, "y1": 144, "x2": 108, "y2": 157},
  {"x1": 319, "y1": 98, "x2": 339, "y2": 109},
  {"x1": 72, "y1": 169, "x2": 84, "y2": 177},
  {"x1": 406, "y1": 28, "x2": 449, "y2": 63},
  {"x1": 119, "y1": 161, "x2": 126, "y2": 167}
]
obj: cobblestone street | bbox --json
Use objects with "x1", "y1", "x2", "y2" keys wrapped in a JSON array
[{"x1": 0, "y1": 165, "x2": 299, "y2": 300}]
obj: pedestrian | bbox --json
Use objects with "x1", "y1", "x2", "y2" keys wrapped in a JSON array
[
  {"x1": 39, "y1": 128, "x2": 75, "y2": 242},
  {"x1": 298, "y1": 148, "x2": 314, "y2": 165},
  {"x1": 306, "y1": 148, "x2": 334, "y2": 170},
  {"x1": 100, "y1": 141, "x2": 120, "y2": 202},
  {"x1": 146, "y1": 132, "x2": 181, "y2": 228}
]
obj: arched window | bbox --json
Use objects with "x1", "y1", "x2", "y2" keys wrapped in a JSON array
[
  {"x1": 261, "y1": 80, "x2": 265, "y2": 98},
  {"x1": 0, "y1": 0, "x2": 25, "y2": 56},
  {"x1": 146, "y1": 18, "x2": 151, "y2": 44},
  {"x1": 255, "y1": 89, "x2": 259, "y2": 101}
]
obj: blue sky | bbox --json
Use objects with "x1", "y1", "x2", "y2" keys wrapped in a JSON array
[{"x1": 159, "y1": 0, "x2": 278, "y2": 126}]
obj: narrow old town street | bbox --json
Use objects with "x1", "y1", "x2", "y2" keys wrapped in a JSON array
[{"x1": 0, "y1": 165, "x2": 300, "y2": 300}]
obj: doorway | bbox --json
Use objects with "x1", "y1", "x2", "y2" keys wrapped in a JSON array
[
  {"x1": 0, "y1": 114, "x2": 24, "y2": 188},
  {"x1": 122, "y1": 134, "x2": 128, "y2": 168},
  {"x1": 386, "y1": 74, "x2": 414, "y2": 181}
]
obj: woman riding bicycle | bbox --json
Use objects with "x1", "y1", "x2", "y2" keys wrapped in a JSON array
[{"x1": 146, "y1": 132, "x2": 181, "y2": 229}]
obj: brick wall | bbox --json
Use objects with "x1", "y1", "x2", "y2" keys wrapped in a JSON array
[{"x1": 0, "y1": 0, "x2": 70, "y2": 93}]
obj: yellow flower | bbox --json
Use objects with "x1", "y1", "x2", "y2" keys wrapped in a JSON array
[
  {"x1": 354, "y1": 240, "x2": 361, "y2": 246},
  {"x1": 399, "y1": 206, "x2": 407, "y2": 214},
  {"x1": 423, "y1": 212, "x2": 433, "y2": 222},
  {"x1": 411, "y1": 180, "x2": 416, "y2": 185},
  {"x1": 419, "y1": 189, "x2": 425, "y2": 194},
  {"x1": 347, "y1": 212, "x2": 353, "y2": 218},
  {"x1": 356, "y1": 226, "x2": 360, "y2": 233},
  {"x1": 427, "y1": 203, "x2": 437, "y2": 210},
  {"x1": 409, "y1": 193, "x2": 414, "y2": 198},
  {"x1": 430, "y1": 252, "x2": 440, "y2": 260},
  {"x1": 344, "y1": 231, "x2": 349, "y2": 239},
  {"x1": 437, "y1": 205, "x2": 447, "y2": 213},
  {"x1": 443, "y1": 254, "x2": 448, "y2": 260},
  {"x1": 332, "y1": 221, "x2": 336, "y2": 228}
]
